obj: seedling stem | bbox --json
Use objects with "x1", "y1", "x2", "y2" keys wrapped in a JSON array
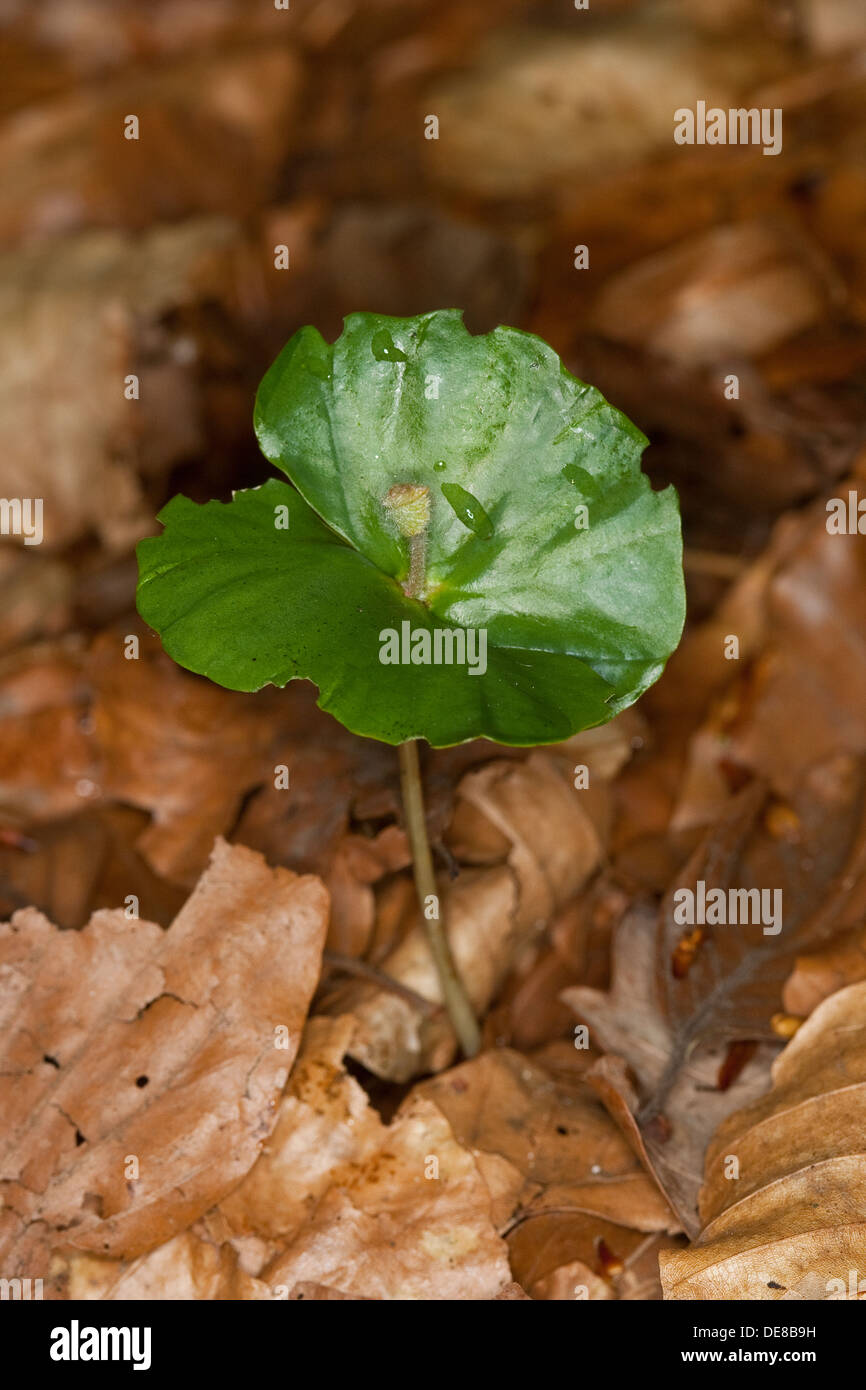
[{"x1": 398, "y1": 737, "x2": 481, "y2": 1058}]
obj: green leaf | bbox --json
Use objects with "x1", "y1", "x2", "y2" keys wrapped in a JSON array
[{"x1": 137, "y1": 311, "x2": 685, "y2": 747}]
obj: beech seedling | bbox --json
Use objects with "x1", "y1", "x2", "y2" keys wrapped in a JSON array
[{"x1": 136, "y1": 310, "x2": 685, "y2": 1057}]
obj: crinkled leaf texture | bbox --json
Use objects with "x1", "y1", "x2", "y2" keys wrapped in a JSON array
[{"x1": 137, "y1": 310, "x2": 684, "y2": 747}]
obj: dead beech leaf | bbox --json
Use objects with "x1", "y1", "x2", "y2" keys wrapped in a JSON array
[
  {"x1": 0, "y1": 805, "x2": 188, "y2": 932},
  {"x1": 0, "y1": 219, "x2": 241, "y2": 552},
  {"x1": 63, "y1": 1231, "x2": 271, "y2": 1302},
  {"x1": 783, "y1": 925, "x2": 866, "y2": 1018},
  {"x1": 565, "y1": 741, "x2": 866, "y2": 1235},
  {"x1": 261, "y1": 1093, "x2": 511, "y2": 1301},
  {"x1": 591, "y1": 220, "x2": 837, "y2": 364},
  {"x1": 661, "y1": 981, "x2": 866, "y2": 1300},
  {"x1": 427, "y1": 20, "x2": 786, "y2": 198},
  {"x1": 418, "y1": 1047, "x2": 676, "y2": 1235},
  {"x1": 339, "y1": 754, "x2": 604, "y2": 1081},
  {"x1": 0, "y1": 646, "x2": 96, "y2": 823},
  {"x1": 417, "y1": 1046, "x2": 678, "y2": 1300},
  {"x1": 219, "y1": 1016, "x2": 385, "y2": 1247},
  {"x1": 220, "y1": 1018, "x2": 510, "y2": 1300},
  {"x1": 672, "y1": 492, "x2": 866, "y2": 825},
  {"x1": 0, "y1": 838, "x2": 328, "y2": 1280},
  {"x1": 287, "y1": 1283, "x2": 371, "y2": 1301},
  {"x1": 88, "y1": 631, "x2": 283, "y2": 884},
  {"x1": 0, "y1": 45, "x2": 301, "y2": 243},
  {"x1": 0, "y1": 550, "x2": 71, "y2": 653}
]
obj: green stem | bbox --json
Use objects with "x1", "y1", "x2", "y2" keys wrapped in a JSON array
[{"x1": 398, "y1": 738, "x2": 481, "y2": 1058}]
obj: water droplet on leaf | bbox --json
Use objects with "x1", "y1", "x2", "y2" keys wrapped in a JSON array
[
  {"x1": 433, "y1": 460, "x2": 447, "y2": 471},
  {"x1": 440, "y1": 483, "x2": 493, "y2": 539},
  {"x1": 371, "y1": 330, "x2": 407, "y2": 363}
]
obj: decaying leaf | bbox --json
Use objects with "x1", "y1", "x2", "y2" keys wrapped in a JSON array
[
  {"x1": 427, "y1": 19, "x2": 789, "y2": 198},
  {"x1": 661, "y1": 981, "x2": 866, "y2": 1299},
  {"x1": 0, "y1": 218, "x2": 240, "y2": 551},
  {"x1": 63, "y1": 1231, "x2": 271, "y2": 1302},
  {"x1": 0, "y1": 838, "x2": 328, "y2": 1285},
  {"x1": 418, "y1": 1045, "x2": 676, "y2": 1233},
  {"x1": 0, "y1": 44, "x2": 301, "y2": 243},
  {"x1": 564, "y1": 492, "x2": 866, "y2": 1233},
  {"x1": 417, "y1": 1043, "x2": 679, "y2": 1299},
  {"x1": 220, "y1": 1018, "x2": 512, "y2": 1300},
  {"x1": 563, "y1": 774, "x2": 866, "y2": 1236},
  {"x1": 783, "y1": 925, "x2": 866, "y2": 1018},
  {"x1": 591, "y1": 220, "x2": 838, "y2": 364}
]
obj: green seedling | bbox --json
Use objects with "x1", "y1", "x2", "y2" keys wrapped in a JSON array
[{"x1": 136, "y1": 310, "x2": 686, "y2": 1058}]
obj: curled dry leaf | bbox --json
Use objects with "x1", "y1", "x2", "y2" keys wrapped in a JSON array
[
  {"x1": 565, "y1": 489, "x2": 866, "y2": 1233},
  {"x1": 220, "y1": 1018, "x2": 512, "y2": 1300},
  {"x1": 783, "y1": 925, "x2": 866, "y2": 1019},
  {"x1": 562, "y1": 768, "x2": 866, "y2": 1236},
  {"x1": 0, "y1": 838, "x2": 328, "y2": 1286},
  {"x1": 336, "y1": 753, "x2": 604, "y2": 1081},
  {"x1": 661, "y1": 981, "x2": 866, "y2": 1300}
]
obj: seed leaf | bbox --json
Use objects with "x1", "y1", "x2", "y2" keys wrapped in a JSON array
[{"x1": 137, "y1": 311, "x2": 685, "y2": 746}]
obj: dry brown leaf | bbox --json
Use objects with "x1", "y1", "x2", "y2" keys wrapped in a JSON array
[
  {"x1": 427, "y1": 20, "x2": 787, "y2": 198},
  {"x1": 418, "y1": 1046, "x2": 676, "y2": 1235},
  {"x1": 0, "y1": 218, "x2": 240, "y2": 551},
  {"x1": 783, "y1": 925, "x2": 866, "y2": 1018},
  {"x1": 494, "y1": 1281, "x2": 532, "y2": 1299},
  {"x1": 62, "y1": 1232, "x2": 271, "y2": 1302},
  {"x1": 671, "y1": 492, "x2": 866, "y2": 824},
  {"x1": 88, "y1": 631, "x2": 282, "y2": 884},
  {"x1": 0, "y1": 838, "x2": 328, "y2": 1286},
  {"x1": 566, "y1": 593, "x2": 866, "y2": 1233},
  {"x1": 416, "y1": 1045, "x2": 678, "y2": 1300},
  {"x1": 261, "y1": 1093, "x2": 510, "y2": 1300},
  {"x1": 661, "y1": 981, "x2": 866, "y2": 1299},
  {"x1": 219, "y1": 1016, "x2": 384, "y2": 1247},
  {"x1": 0, "y1": 646, "x2": 96, "y2": 823},
  {"x1": 287, "y1": 1283, "x2": 371, "y2": 1301},
  {"x1": 0, "y1": 45, "x2": 301, "y2": 243},
  {"x1": 591, "y1": 221, "x2": 837, "y2": 364},
  {"x1": 0, "y1": 805, "x2": 187, "y2": 931},
  {"x1": 0, "y1": 550, "x2": 71, "y2": 653},
  {"x1": 221, "y1": 1018, "x2": 511, "y2": 1300}
]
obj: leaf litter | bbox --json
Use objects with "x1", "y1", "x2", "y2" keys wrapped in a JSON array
[{"x1": 3, "y1": 0, "x2": 866, "y2": 1300}]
